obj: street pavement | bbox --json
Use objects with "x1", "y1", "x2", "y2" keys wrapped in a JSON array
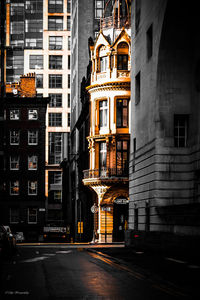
[{"x1": 0, "y1": 243, "x2": 199, "y2": 299}]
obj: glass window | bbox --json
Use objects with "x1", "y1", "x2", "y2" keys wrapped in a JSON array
[
  {"x1": 10, "y1": 181, "x2": 19, "y2": 195},
  {"x1": 135, "y1": 71, "x2": 141, "y2": 105},
  {"x1": 68, "y1": 94, "x2": 70, "y2": 107},
  {"x1": 100, "y1": 56, "x2": 107, "y2": 72},
  {"x1": 99, "y1": 142, "x2": 107, "y2": 176},
  {"x1": 10, "y1": 156, "x2": 19, "y2": 170},
  {"x1": 48, "y1": 17, "x2": 63, "y2": 31},
  {"x1": 49, "y1": 113, "x2": 62, "y2": 127},
  {"x1": 28, "y1": 181, "x2": 37, "y2": 195},
  {"x1": 25, "y1": 20, "x2": 43, "y2": 33},
  {"x1": 29, "y1": 55, "x2": 43, "y2": 69},
  {"x1": 28, "y1": 155, "x2": 38, "y2": 170},
  {"x1": 10, "y1": 130, "x2": 20, "y2": 145},
  {"x1": 10, "y1": 3, "x2": 24, "y2": 16},
  {"x1": 10, "y1": 208, "x2": 19, "y2": 224},
  {"x1": 116, "y1": 140, "x2": 129, "y2": 176},
  {"x1": 99, "y1": 100, "x2": 108, "y2": 128},
  {"x1": 49, "y1": 36, "x2": 63, "y2": 50},
  {"x1": 68, "y1": 36, "x2": 71, "y2": 50},
  {"x1": 95, "y1": 0, "x2": 104, "y2": 19},
  {"x1": 49, "y1": 75, "x2": 62, "y2": 88},
  {"x1": 28, "y1": 109, "x2": 38, "y2": 120},
  {"x1": 28, "y1": 130, "x2": 38, "y2": 145},
  {"x1": 49, "y1": 171, "x2": 62, "y2": 184},
  {"x1": 25, "y1": 38, "x2": 43, "y2": 48},
  {"x1": 36, "y1": 74, "x2": 43, "y2": 88},
  {"x1": 117, "y1": 54, "x2": 128, "y2": 70},
  {"x1": 10, "y1": 109, "x2": 20, "y2": 120},
  {"x1": 116, "y1": 99, "x2": 129, "y2": 128},
  {"x1": 49, "y1": 94, "x2": 62, "y2": 107},
  {"x1": 174, "y1": 115, "x2": 189, "y2": 147},
  {"x1": 49, "y1": 55, "x2": 62, "y2": 69},
  {"x1": 67, "y1": 0, "x2": 71, "y2": 13},
  {"x1": 68, "y1": 74, "x2": 70, "y2": 88},
  {"x1": 48, "y1": 132, "x2": 62, "y2": 164},
  {"x1": 28, "y1": 208, "x2": 37, "y2": 224},
  {"x1": 68, "y1": 113, "x2": 70, "y2": 127},
  {"x1": 48, "y1": 0, "x2": 63, "y2": 13},
  {"x1": 67, "y1": 16, "x2": 71, "y2": 31}
]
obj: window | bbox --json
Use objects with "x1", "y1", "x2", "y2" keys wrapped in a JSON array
[
  {"x1": 117, "y1": 55, "x2": 128, "y2": 70},
  {"x1": 49, "y1": 94, "x2": 62, "y2": 107},
  {"x1": 49, "y1": 113, "x2": 62, "y2": 127},
  {"x1": 28, "y1": 208, "x2": 37, "y2": 224},
  {"x1": 147, "y1": 24, "x2": 153, "y2": 60},
  {"x1": 49, "y1": 55, "x2": 62, "y2": 69},
  {"x1": 10, "y1": 156, "x2": 19, "y2": 170},
  {"x1": 135, "y1": 71, "x2": 141, "y2": 105},
  {"x1": 48, "y1": 132, "x2": 62, "y2": 164},
  {"x1": 145, "y1": 203, "x2": 150, "y2": 231},
  {"x1": 68, "y1": 74, "x2": 70, "y2": 88},
  {"x1": 49, "y1": 36, "x2": 62, "y2": 50},
  {"x1": 48, "y1": 17, "x2": 63, "y2": 31},
  {"x1": 174, "y1": 115, "x2": 188, "y2": 147},
  {"x1": 36, "y1": 74, "x2": 43, "y2": 88},
  {"x1": 48, "y1": 0, "x2": 63, "y2": 13},
  {"x1": 25, "y1": 20, "x2": 43, "y2": 33},
  {"x1": 25, "y1": 38, "x2": 43, "y2": 48},
  {"x1": 68, "y1": 55, "x2": 70, "y2": 70},
  {"x1": 10, "y1": 109, "x2": 19, "y2": 120},
  {"x1": 116, "y1": 99, "x2": 129, "y2": 128},
  {"x1": 28, "y1": 155, "x2": 38, "y2": 170},
  {"x1": 49, "y1": 171, "x2": 62, "y2": 184},
  {"x1": 67, "y1": 0, "x2": 71, "y2": 13},
  {"x1": 116, "y1": 140, "x2": 129, "y2": 176},
  {"x1": 68, "y1": 36, "x2": 71, "y2": 50},
  {"x1": 10, "y1": 3, "x2": 24, "y2": 16},
  {"x1": 28, "y1": 181, "x2": 37, "y2": 195},
  {"x1": 28, "y1": 109, "x2": 38, "y2": 120},
  {"x1": 99, "y1": 142, "x2": 107, "y2": 176},
  {"x1": 95, "y1": 0, "x2": 104, "y2": 19},
  {"x1": 99, "y1": 100, "x2": 108, "y2": 128},
  {"x1": 100, "y1": 56, "x2": 107, "y2": 72},
  {"x1": 134, "y1": 208, "x2": 138, "y2": 230},
  {"x1": 28, "y1": 130, "x2": 38, "y2": 145},
  {"x1": 10, "y1": 181, "x2": 19, "y2": 195},
  {"x1": 68, "y1": 94, "x2": 70, "y2": 107},
  {"x1": 29, "y1": 55, "x2": 43, "y2": 69},
  {"x1": 67, "y1": 16, "x2": 71, "y2": 31},
  {"x1": 68, "y1": 113, "x2": 70, "y2": 127},
  {"x1": 10, "y1": 130, "x2": 20, "y2": 145},
  {"x1": 49, "y1": 75, "x2": 62, "y2": 88},
  {"x1": 10, "y1": 208, "x2": 19, "y2": 224}
]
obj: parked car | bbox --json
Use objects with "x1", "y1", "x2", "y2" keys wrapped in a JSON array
[{"x1": 2, "y1": 225, "x2": 16, "y2": 254}]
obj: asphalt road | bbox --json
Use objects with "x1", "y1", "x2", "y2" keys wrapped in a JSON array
[{"x1": 0, "y1": 245, "x2": 196, "y2": 299}]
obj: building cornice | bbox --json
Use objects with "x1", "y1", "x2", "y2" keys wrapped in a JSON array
[{"x1": 87, "y1": 80, "x2": 130, "y2": 93}]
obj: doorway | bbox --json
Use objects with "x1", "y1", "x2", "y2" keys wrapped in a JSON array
[{"x1": 113, "y1": 198, "x2": 129, "y2": 242}]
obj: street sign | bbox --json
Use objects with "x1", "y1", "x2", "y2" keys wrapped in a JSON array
[
  {"x1": 101, "y1": 207, "x2": 111, "y2": 211},
  {"x1": 39, "y1": 208, "x2": 46, "y2": 212},
  {"x1": 91, "y1": 204, "x2": 98, "y2": 213}
]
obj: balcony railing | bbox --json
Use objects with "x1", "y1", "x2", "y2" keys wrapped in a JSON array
[{"x1": 83, "y1": 167, "x2": 128, "y2": 180}]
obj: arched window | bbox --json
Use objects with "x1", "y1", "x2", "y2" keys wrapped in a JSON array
[
  {"x1": 117, "y1": 42, "x2": 129, "y2": 70},
  {"x1": 98, "y1": 45, "x2": 108, "y2": 72}
]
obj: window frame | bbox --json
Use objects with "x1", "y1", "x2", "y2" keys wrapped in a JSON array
[
  {"x1": 29, "y1": 55, "x2": 43, "y2": 70},
  {"x1": 10, "y1": 156, "x2": 20, "y2": 170},
  {"x1": 99, "y1": 100, "x2": 108, "y2": 129},
  {"x1": 10, "y1": 130, "x2": 20, "y2": 145},
  {"x1": 10, "y1": 181, "x2": 19, "y2": 195},
  {"x1": 10, "y1": 208, "x2": 19, "y2": 224},
  {"x1": 49, "y1": 55, "x2": 62, "y2": 70},
  {"x1": 28, "y1": 155, "x2": 38, "y2": 170},
  {"x1": 116, "y1": 98, "x2": 129, "y2": 128},
  {"x1": 49, "y1": 113, "x2": 62, "y2": 127},
  {"x1": 28, "y1": 109, "x2": 38, "y2": 120},
  {"x1": 48, "y1": 0, "x2": 63, "y2": 13},
  {"x1": 49, "y1": 74, "x2": 62, "y2": 88},
  {"x1": 28, "y1": 181, "x2": 38, "y2": 196},
  {"x1": 28, "y1": 130, "x2": 38, "y2": 145},
  {"x1": 49, "y1": 94, "x2": 62, "y2": 107},
  {"x1": 48, "y1": 16, "x2": 63, "y2": 31},
  {"x1": 49, "y1": 36, "x2": 63, "y2": 50},
  {"x1": 10, "y1": 109, "x2": 20, "y2": 120},
  {"x1": 174, "y1": 114, "x2": 189, "y2": 148},
  {"x1": 28, "y1": 208, "x2": 37, "y2": 224}
]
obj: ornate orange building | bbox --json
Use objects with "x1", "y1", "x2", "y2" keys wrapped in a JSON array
[{"x1": 83, "y1": 0, "x2": 131, "y2": 243}]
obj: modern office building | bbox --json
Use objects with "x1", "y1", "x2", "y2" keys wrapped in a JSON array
[
  {"x1": 127, "y1": 0, "x2": 200, "y2": 254},
  {"x1": 2, "y1": 0, "x2": 71, "y2": 226}
]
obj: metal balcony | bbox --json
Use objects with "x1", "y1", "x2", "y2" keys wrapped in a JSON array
[{"x1": 83, "y1": 167, "x2": 129, "y2": 180}]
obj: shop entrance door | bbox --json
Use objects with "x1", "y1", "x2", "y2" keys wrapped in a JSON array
[{"x1": 113, "y1": 198, "x2": 129, "y2": 242}]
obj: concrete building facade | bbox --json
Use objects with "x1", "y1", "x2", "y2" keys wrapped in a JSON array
[{"x1": 127, "y1": 0, "x2": 200, "y2": 254}]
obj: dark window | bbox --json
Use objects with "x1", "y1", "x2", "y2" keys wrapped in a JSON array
[
  {"x1": 67, "y1": 0, "x2": 71, "y2": 13},
  {"x1": 49, "y1": 113, "x2": 62, "y2": 127},
  {"x1": 49, "y1": 55, "x2": 62, "y2": 69},
  {"x1": 117, "y1": 54, "x2": 128, "y2": 70},
  {"x1": 116, "y1": 99, "x2": 128, "y2": 128},
  {"x1": 10, "y1": 130, "x2": 20, "y2": 145},
  {"x1": 49, "y1": 75, "x2": 62, "y2": 88},
  {"x1": 68, "y1": 113, "x2": 70, "y2": 127},
  {"x1": 67, "y1": 16, "x2": 71, "y2": 31},
  {"x1": 48, "y1": 132, "x2": 62, "y2": 164},
  {"x1": 28, "y1": 208, "x2": 37, "y2": 223},
  {"x1": 174, "y1": 115, "x2": 189, "y2": 147},
  {"x1": 68, "y1": 36, "x2": 71, "y2": 50},
  {"x1": 49, "y1": 94, "x2": 62, "y2": 107},
  {"x1": 135, "y1": 71, "x2": 141, "y2": 104},
  {"x1": 134, "y1": 208, "x2": 138, "y2": 230},
  {"x1": 68, "y1": 55, "x2": 70, "y2": 69},
  {"x1": 48, "y1": 17, "x2": 63, "y2": 31},
  {"x1": 68, "y1": 74, "x2": 70, "y2": 88},
  {"x1": 145, "y1": 203, "x2": 150, "y2": 231},
  {"x1": 36, "y1": 74, "x2": 43, "y2": 88},
  {"x1": 68, "y1": 94, "x2": 70, "y2": 107},
  {"x1": 10, "y1": 208, "x2": 19, "y2": 224},
  {"x1": 116, "y1": 140, "x2": 129, "y2": 175},
  {"x1": 28, "y1": 130, "x2": 38, "y2": 145},
  {"x1": 147, "y1": 24, "x2": 153, "y2": 60},
  {"x1": 48, "y1": 0, "x2": 63, "y2": 13},
  {"x1": 49, "y1": 36, "x2": 63, "y2": 50},
  {"x1": 99, "y1": 100, "x2": 108, "y2": 128},
  {"x1": 10, "y1": 156, "x2": 19, "y2": 170},
  {"x1": 133, "y1": 137, "x2": 136, "y2": 172}
]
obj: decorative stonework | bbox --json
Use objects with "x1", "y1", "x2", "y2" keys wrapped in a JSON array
[{"x1": 91, "y1": 185, "x2": 111, "y2": 203}]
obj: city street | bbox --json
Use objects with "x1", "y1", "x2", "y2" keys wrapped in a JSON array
[{"x1": 0, "y1": 244, "x2": 198, "y2": 299}]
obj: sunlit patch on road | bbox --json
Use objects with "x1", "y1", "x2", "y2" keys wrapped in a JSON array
[
  {"x1": 21, "y1": 256, "x2": 48, "y2": 263},
  {"x1": 56, "y1": 250, "x2": 72, "y2": 254}
]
